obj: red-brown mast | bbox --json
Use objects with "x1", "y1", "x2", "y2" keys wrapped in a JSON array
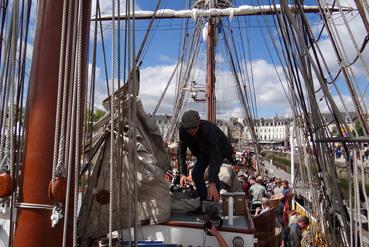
[
  {"x1": 206, "y1": 18, "x2": 216, "y2": 123},
  {"x1": 13, "y1": 0, "x2": 91, "y2": 246}
]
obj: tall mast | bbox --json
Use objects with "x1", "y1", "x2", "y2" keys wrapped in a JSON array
[
  {"x1": 206, "y1": 18, "x2": 216, "y2": 123},
  {"x1": 13, "y1": 0, "x2": 91, "y2": 246},
  {"x1": 195, "y1": 0, "x2": 232, "y2": 122}
]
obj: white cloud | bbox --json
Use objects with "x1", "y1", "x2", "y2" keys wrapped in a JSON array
[
  {"x1": 139, "y1": 64, "x2": 178, "y2": 114},
  {"x1": 86, "y1": 62, "x2": 186, "y2": 113},
  {"x1": 252, "y1": 60, "x2": 290, "y2": 107},
  {"x1": 91, "y1": 0, "x2": 141, "y2": 16},
  {"x1": 134, "y1": 58, "x2": 293, "y2": 118}
]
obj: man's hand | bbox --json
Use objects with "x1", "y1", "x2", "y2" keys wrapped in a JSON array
[
  {"x1": 255, "y1": 207, "x2": 261, "y2": 216},
  {"x1": 208, "y1": 225, "x2": 219, "y2": 237},
  {"x1": 179, "y1": 175, "x2": 187, "y2": 187},
  {"x1": 207, "y1": 183, "x2": 220, "y2": 202}
]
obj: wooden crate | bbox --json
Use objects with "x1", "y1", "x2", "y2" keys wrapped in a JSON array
[{"x1": 222, "y1": 192, "x2": 247, "y2": 216}]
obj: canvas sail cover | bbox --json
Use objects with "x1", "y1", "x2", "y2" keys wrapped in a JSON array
[{"x1": 78, "y1": 99, "x2": 171, "y2": 240}]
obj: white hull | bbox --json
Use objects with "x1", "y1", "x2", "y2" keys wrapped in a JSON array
[
  {"x1": 136, "y1": 224, "x2": 254, "y2": 246},
  {"x1": 0, "y1": 216, "x2": 255, "y2": 247}
]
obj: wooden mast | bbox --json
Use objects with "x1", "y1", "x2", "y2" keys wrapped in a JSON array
[
  {"x1": 13, "y1": 0, "x2": 91, "y2": 246},
  {"x1": 206, "y1": 18, "x2": 216, "y2": 123}
]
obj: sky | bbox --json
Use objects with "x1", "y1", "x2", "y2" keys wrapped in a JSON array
[{"x1": 22, "y1": 0, "x2": 369, "y2": 119}]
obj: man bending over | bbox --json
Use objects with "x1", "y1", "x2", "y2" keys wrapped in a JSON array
[{"x1": 177, "y1": 110, "x2": 235, "y2": 203}]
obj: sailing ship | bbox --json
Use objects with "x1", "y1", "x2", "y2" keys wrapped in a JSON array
[{"x1": 0, "y1": 0, "x2": 368, "y2": 246}]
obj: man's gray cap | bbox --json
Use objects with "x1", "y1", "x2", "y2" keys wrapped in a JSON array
[{"x1": 181, "y1": 110, "x2": 200, "y2": 128}]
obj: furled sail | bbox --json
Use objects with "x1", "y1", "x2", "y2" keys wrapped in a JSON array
[{"x1": 78, "y1": 99, "x2": 171, "y2": 240}]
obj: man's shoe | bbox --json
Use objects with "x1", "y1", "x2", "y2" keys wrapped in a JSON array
[{"x1": 186, "y1": 206, "x2": 204, "y2": 215}]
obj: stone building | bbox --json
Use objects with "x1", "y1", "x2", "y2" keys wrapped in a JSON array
[{"x1": 241, "y1": 116, "x2": 292, "y2": 145}]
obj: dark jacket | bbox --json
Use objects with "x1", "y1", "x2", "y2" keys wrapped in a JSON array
[{"x1": 177, "y1": 120, "x2": 234, "y2": 183}]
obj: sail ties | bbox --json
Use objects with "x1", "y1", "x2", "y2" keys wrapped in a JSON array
[{"x1": 94, "y1": 5, "x2": 343, "y2": 22}]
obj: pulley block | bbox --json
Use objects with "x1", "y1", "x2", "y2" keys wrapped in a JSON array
[
  {"x1": 48, "y1": 176, "x2": 67, "y2": 202},
  {"x1": 0, "y1": 172, "x2": 12, "y2": 197}
]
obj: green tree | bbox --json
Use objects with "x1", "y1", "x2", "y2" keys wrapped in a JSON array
[
  {"x1": 353, "y1": 121, "x2": 364, "y2": 136},
  {"x1": 331, "y1": 126, "x2": 338, "y2": 137},
  {"x1": 92, "y1": 108, "x2": 105, "y2": 122}
]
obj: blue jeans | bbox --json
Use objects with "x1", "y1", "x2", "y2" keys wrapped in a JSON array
[{"x1": 192, "y1": 154, "x2": 220, "y2": 201}]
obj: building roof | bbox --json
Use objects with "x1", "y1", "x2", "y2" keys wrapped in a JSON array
[{"x1": 320, "y1": 112, "x2": 357, "y2": 124}]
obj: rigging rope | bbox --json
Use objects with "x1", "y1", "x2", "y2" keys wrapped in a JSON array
[
  {"x1": 353, "y1": 151, "x2": 362, "y2": 247},
  {"x1": 83, "y1": 0, "x2": 99, "y2": 186},
  {"x1": 318, "y1": 0, "x2": 369, "y2": 135},
  {"x1": 131, "y1": 1, "x2": 139, "y2": 243},
  {"x1": 359, "y1": 148, "x2": 369, "y2": 246},
  {"x1": 0, "y1": 0, "x2": 18, "y2": 178},
  {"x1": 62, "y1": 0, "x2": 80, "y2": 246},
  {"x1": 0, "y1": 5, "x2": 14, "y2": 173},
  {"x1": 328, "y1": 0, "x2": 369, "y2": 111},
  {"x1": 72, "y1": 0, "x2": 84, "y2": 245},
  {"x1": 52, "y1": 0, "x2": 70, "y2": 188},
  {"x1": 109, "y1": 0, "x2": 115, "y2": 245}
]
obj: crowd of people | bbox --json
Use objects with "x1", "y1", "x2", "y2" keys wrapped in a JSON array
[{"x1": 238, "y1": 173, "x2": 312, "y2": 247}]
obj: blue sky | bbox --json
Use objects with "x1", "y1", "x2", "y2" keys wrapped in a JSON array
[
  {"x1": 86, "y1": 1, "x2": 368, "y2": 119},
  {"x1": 18, "y1": 0, "x2": 367, "y2": 119}
]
